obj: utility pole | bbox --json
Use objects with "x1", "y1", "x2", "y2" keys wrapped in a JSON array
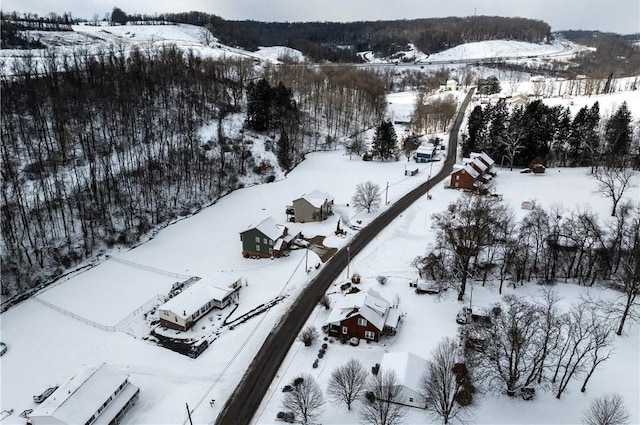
[
  {"x1": 186, "y1": 403, "x2": 193, "y2": 425},
  {"x1": 305, "y1": 247, "x2": 308, "y2": 272},
  {"x1": 385, "y1": 181, "x2": 389, "y2": 204},
  {"x1": 346, "y1": 244, "x2": 351, "y2": 280}
]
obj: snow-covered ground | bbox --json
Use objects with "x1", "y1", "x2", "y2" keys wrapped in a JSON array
[
  {"x1": 1, "y1": 23, "x2": 639, "y2": 423},
  {"x1": 253, "y1": 167, "x2": 640, "y2": 425}
]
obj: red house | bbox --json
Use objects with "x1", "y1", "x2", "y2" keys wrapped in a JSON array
[
  {"x1": 326, "y1": 289, "x2": 400, "y2": 342},
  {"x1": 449, "y1": 164, "x2": 479, "y2": 190}
]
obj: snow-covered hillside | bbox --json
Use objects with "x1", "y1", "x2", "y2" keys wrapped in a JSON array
[{"x1": 0, "y1": 23, "x2": 306, "y2": 75}]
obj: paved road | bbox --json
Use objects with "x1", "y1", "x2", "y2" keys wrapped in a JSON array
[{"x1": 215, "y1": 87, "x2": 476, "y2": 425}]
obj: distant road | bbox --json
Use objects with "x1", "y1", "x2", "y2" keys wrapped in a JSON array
[{"x1": 215, "y1": 87, "x2": 476, "y2": 425}]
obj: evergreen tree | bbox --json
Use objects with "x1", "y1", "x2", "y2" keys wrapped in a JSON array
[
  {"x1": 372, "y1": 120, "x2": 398, "y2": 160},
  {"x1": 277, "y1": 129, "x2": 292, "y2": 171},
  {"x1": 464, "y1": 105, "x2": 486, "y2": 157},
  {"x1": 247, "y1": 78, "x2": 273, "y2": 132},
  {"x1": 604, "y1": 102, "x2": 632, "y2": 166}
]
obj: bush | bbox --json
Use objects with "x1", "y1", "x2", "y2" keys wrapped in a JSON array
[
  {"x1": 318, "y1": 294, "x2": 331, "y2": 310},
  {"x1": 376, "y1": 275, "x2": 388, "y2": 285},
  {"x1": 293, "y1": 377, "x2": 304, "y2": 386},
  {"x1": 322, "y1": 343, "x2": 328, "y2": 349},
  {"x1": 299, "y1": 326, "x2": 319, "y2": 346},
  {"x1": 282, "y1": 385, "x2": 293, "y2": 393}
]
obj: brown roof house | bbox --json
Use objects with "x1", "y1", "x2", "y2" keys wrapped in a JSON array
[
  {"x1": 240, "y1": 217, "x2": 299, "y2": 258},
  {"x1": 326, "y1": 288, "x2": 400, "y2": 342},
  {"x1": 289, "y1": 190, "x2": 334, "y2": 223}
]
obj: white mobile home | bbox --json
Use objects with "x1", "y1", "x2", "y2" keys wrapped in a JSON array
[{"x1": 158, "y1": 272, "x2": 242, "y2": 331}]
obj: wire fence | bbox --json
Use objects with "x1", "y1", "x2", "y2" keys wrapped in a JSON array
[
  {"x1": 108, "y1": 256, "x2": 192, "y2": 280},
  {"x1": 33, "y1": 297, "x2": 116, "y2": 332}
]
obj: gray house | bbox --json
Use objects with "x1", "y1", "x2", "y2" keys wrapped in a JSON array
[
  {"x1": 240, "y1": 217, "x2": 298, "y2": 258},
  {"x1": 289, "y1": 190, "x2": 334, "y2": 223}
]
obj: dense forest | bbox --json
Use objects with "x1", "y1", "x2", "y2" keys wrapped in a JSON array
[
  {"x1": 0, "y1": 46, "x2": 386, "y2": 300},
  {"x1": 158, "y1": 12, "x2": 552, "y2": 62}
]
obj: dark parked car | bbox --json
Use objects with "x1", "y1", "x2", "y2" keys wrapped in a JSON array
[
  {"x1": 188, "y1": 340, "x2": 209, "y2": 359},
  {"x1": 0, "y1": 342, "x2": 7, "y2": 356},
  {"x1": 33, "y1": 385, "x2": 58, "y2": 403}
]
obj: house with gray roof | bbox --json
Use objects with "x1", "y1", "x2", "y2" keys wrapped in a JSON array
[
  {"x1": 240, "y1": 217, "x2": 299, "y2": 258},
  {"x1": 326, "y1": 288, "x2": 400, "y2": 342}
]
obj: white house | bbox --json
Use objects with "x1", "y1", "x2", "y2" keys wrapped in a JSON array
[
  {"x1": 29, "y1": 364, "x2": 139, "y2": 425},
  {"x1": 158, "y1": 272, "x2": 242, "y2": 331},
  {"x1": 379, "y1": 352, "x2": 428, "y2": 408}
]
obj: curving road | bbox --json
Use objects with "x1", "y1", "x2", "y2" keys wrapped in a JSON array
[{"x1": 215, "y1": 87, "x2": 476, "y2": 425}]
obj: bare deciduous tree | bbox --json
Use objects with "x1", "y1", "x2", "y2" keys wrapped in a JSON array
[
  {"x1": 359, "y1": 370, "x2": 407, "y2": 425},
  {"x1": 591, "y1": 167, "x2": 636, "y2": 216},
  {"x1": 420, "y1": 337, "x2": 474, "y2": 424},
  {"x1": 282, "y1": 374, "x2": 325, "y2": 425},
  {"x1": 352, "y1": 181, "x2": 382, "y2": 213},
  {"x1": 582, "y1": 393, "x2": 630, "y2": 425},
  {"x1": 327, "y1": 358, "x2": 368, "y2": 410}
]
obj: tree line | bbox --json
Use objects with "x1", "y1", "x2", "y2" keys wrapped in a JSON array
[
  {"x1": 0, "y1": 47, "x2": 386, "y2": 300},
  {"x1": 462, "y1": 99, "x2": 638, "y2": 169}
]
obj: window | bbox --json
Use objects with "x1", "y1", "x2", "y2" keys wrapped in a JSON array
[
  {"x1": 456, "y1": 175, "x2": 460, "y2": 180},
  {"x1": 269, "y1": 248, "x2": 273, "y2": 254},
  {"x1": 269, "y1": 240, "x2": 273, "y2": 246},
  {"x1": 357, "y1": 318, "x2": 368, "y2": 326},
  {"x1": 409, "y1": 397, "x2": 414, "y2": 402},
  {"x1": 342, "y1": 326, "x2": 348, "y2": 334},
  {"x1": 256, "y1": 244, "x2": 260, "y2": 251},
  {"x1": 263, "y1": 238, "x2": 268, "y2": 244},
  {"x1": 255, "y1": 236, "x2": 260, "y2": 243},
  {"x1": 364, "y1": 331, "x2": 375, "y2": 340}
]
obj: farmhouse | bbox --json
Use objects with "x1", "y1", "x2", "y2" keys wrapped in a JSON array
[
  {"x1": 289, "y1": 190, "x2": 334, "y2": 223},
  {"x1": 240, "y1": 217, "x2": 299, "y2": 258},
  {"x1": 158, "y1": 272, "x2": 242, "y2": 331},
  {"x1": 326, "y1": 288, "x2": 400, "y2": 342},
  {"x1": 379, "y1": 352, "x2": 428, "y2": 408},
  {"x1": 413, "y1": 145, "x2": 437, "y2": 163},
  {"x1": 29, "y1": 364, "x2": 139, "y2": 425},
  {"x1": 449, "y1": 164, "x2": 479, "y2": 190}
]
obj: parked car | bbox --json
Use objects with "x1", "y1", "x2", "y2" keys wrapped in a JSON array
[
  {"x1": 0, "y1": 342, "x2": 7, "y2": 356},
  {"x1": 33, "y1": 385, "x2": 58, "y2": 403},
  {"x1": 188, "y1": 340, "x2": 209, "y2": 359},
  {"x1": 456, "y1": 307, "x2": 472, "y2": 325}
]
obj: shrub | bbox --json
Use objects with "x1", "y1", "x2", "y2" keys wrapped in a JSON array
[
  {"x1": 299, "y1": 326, "x2": 319, "y2": 346},
  {"x1": 293, "y1": 377, "x2": 304, "y2": 387},
  {"x1": 376, "y1": 275, "x2": 388, "y2": 285}
]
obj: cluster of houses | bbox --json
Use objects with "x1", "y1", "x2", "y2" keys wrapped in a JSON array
[
  {"x1": 28, "y1": 364, "x2": 139, "y2": 425},
  {"x1": 239, "y1": 190, "x2": 334, "y2": 258},
  {"x1": 449, "y1": 151, "x2": 495, "y2": 191}
]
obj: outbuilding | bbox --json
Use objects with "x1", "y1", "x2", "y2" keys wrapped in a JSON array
[
  {"x1": 29, "y1": 364, "x2": 139, "y2": 425},
  {"x1": 379, "y1": 352, "x2": 428, "y2": 408}
]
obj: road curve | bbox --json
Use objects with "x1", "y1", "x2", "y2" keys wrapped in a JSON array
[{"x1": 215, "y1": 87, "x2": 476, "y2": 425}]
